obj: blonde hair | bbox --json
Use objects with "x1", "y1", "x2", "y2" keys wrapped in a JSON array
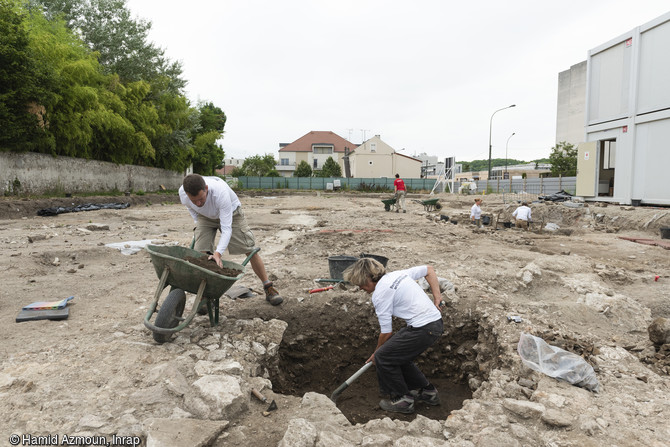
[{"x1": 343, "y1": 258, "x2": 386, "y2": 287}]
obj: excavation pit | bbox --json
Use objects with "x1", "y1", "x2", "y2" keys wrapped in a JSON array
[{"x1": 268, "y1": 295, "x2": 490, "y2": 423}]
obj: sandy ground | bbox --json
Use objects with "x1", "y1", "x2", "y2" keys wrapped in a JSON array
[{"x1": 0, "y1": 191, "x2": 669, "y2": 446}]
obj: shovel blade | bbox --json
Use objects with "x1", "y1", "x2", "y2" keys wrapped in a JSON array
[{"x1": 267, "y1": 400, "x2": 278, "y2": 411}]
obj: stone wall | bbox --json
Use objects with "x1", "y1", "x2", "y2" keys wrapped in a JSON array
[{"x1": 1, "y1": 152, "x2": 186, "y2": 195}]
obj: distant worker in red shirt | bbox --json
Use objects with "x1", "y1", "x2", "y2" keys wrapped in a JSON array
[{"x1": 394, "y1": 174, "x2": 407, "y2": 213}]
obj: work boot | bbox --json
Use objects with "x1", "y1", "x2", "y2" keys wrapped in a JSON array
[
  {"x1": 264, "y1": 281, "x2": 283, "y2": 306},
  {"x1": 379, "y1": 395, "x2": 415, "y2": 414},
  {"x1": 410, "y1": 386, "x2": 440, "y2": 406}
]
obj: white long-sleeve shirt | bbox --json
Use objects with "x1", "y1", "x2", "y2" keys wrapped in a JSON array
[
  {"x1": 179, "y1": 176, "x2": 242, "y2": 255},
  {"x1": 371, "y1": 266, "x2": 442, "y2": 333},
  {"x1": 470, "y1": 203, "x2": 482, "y2": 219},
  {"x1": 512, "y1": 205, "x2": 532, "y2": 221}
]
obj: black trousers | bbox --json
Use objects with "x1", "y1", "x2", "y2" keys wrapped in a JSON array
[{"x1": 375, "y1": 318, "x2": 443, "y2": 398}]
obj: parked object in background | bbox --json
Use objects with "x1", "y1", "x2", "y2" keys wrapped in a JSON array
[{"x1": 538, "y1": 190, "x2": 573, "y2": 202}]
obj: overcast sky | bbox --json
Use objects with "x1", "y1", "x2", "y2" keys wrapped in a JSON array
[{"x1": 125, "y1": 0, "x2": 669, "y2": 163}]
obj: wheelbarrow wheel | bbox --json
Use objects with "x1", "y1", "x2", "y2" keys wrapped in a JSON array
[
  {"x1": 435, "y1": 203, "x2": 442, "y2": 210},
  {"x1": 153, "y1": 288, "x2": 186, "y2": 343}
]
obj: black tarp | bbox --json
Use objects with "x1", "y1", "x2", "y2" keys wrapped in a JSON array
[
  {"x1": 538, "y1": 190, "x2": 574, "y2": 202},
  {"x1": 38, "y1": 202, "x2": 130, "y2": 216}
]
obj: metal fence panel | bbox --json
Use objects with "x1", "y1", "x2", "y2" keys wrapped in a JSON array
[{"x1": 236, "y1": 176, "x2": 577, "y2": 194}]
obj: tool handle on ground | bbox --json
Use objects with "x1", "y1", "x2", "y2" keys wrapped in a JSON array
[
  {"x1": 251, "y1": 388, "x2": 267, "y2": 403},
  {"x1": 330, "y1": 362, "x2": 373, "y2": 403},
  {"x1": 309, "y1": 285, "x2": 334, "y2": 294}
]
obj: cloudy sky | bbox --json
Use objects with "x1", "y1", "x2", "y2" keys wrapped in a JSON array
[{"x1": 126, "y1": 0, "x2": 669, "y2": 163}]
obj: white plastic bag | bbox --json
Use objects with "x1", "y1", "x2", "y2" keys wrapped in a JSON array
[{"x1": 517, "y1": 333, "x2": 600, "y2": 393}]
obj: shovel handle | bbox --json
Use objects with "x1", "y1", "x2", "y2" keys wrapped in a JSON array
[
  {"x1": 309, "y1": 285, "x2": 334, "y2": 294},
  {"x1": 330, "y1": 362, "x2": 373, "y2": 403}
]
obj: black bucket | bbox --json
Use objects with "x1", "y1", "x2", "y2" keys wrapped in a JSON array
[
  {"x1": 360, "y1": 253, "x2": 389, "y2": 267},
  {"x1": 482, "y1": 216, "x2": 491, "y2": 226},
  {"x1": 503, "y1": 221, "x2": 512, "y2": 228},
  {"x1": 661, "y1": 227, "x2": 670, "y2": 240},
  {"x1": 328, "y1": 256, "x2": 359, "y2": 280}
]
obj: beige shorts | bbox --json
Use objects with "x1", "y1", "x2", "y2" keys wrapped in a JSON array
[{"x1": 193, "y1": 207, "x2": 256, "y2": 255}]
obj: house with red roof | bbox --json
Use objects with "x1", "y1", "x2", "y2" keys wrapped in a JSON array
[
  {"x1": 276, "y1": 131, "x2": 355, "y2": 177},
  {"x1": 277, "y1": 131, "x2": 421, "y2": 178}
]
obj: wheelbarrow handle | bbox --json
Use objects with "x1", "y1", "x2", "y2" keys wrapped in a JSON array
[{"x1": 242, "y1": 247, "x2": 260, "y2": 266}]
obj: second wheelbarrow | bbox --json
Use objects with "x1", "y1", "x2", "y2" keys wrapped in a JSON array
[
  {"x1": 381, "y1": 197, "x2": 397, "y2": 212},
  {"x1": 413, "y1": 198, "x2": 442, "y2": 211},
  {"x1": 143, "y1": 245, "x2": 259, "y2": 343}
]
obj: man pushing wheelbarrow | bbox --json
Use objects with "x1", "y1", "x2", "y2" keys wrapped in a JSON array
[{"x1": 393, "y1": 174, "x2": 407, "y2": 213}]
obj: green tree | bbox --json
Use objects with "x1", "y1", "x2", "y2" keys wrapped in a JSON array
[
  {"x1": 191, "y1": 130, "x2": 223, "y2": 175},
  {"x1": 36, "y1": 0, "x2": 184, "y2": 88},
  {"x1": 294, "y1": 160, "x2": 312, "y2": 177},
  {"x1": 149, "y1": 77, "x2": 197, "y2": 171},
  {"x1": 198, "y1": 101, "x2": 226, "y2": 134},
  {"x1": 23, "y1": 9, "x2": 155, "y2": 164},
  {"x1": 548, "y1": 142, "x2": 577, "y2": 177},
  {"x1": 241, "y1": 154, "x2": 277, "y2": 176},
  {"x1": 190, "y1": 102, "x2": 226, "y2": 175},
  {"x1": 316, "y1": 156, "x2": 342, "y2": 177},
  {"x1": 230, "y1": 167, "x2": 245, "y2": 177},
  {"x1": 0, "y1": 0, "x2": 54, "y2": 151}
]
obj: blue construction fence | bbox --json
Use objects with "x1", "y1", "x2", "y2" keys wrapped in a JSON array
[
  {"x1": 236, "y1": 177, "x2": 436, "y2": 192},
  {"x1": 235, "y1": 176, "x2": 577, "y2": 195}
]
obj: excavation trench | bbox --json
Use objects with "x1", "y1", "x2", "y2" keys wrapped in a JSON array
[{"x1": 267, "y1": 295, "x2": 494, "y2": 424}]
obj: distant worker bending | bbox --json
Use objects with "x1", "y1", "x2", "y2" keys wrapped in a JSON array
[
  {"x1": 512, "y1": 202, "x2": 532, "y2": 230},
  {"x1": 394, "y1": 174, "x2": 406, "y2": 213}
]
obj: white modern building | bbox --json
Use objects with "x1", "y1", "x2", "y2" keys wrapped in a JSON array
[{"x1": 576, "y1": 11, "x2": 670, "y2": 205}]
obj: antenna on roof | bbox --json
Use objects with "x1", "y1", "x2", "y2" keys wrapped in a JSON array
[
  {"x1": 360, "y1": 129, "x2": 370, "y2": 142},
  {"x1": 347, "y1": 128, "x2": 354, "y2": 141}
]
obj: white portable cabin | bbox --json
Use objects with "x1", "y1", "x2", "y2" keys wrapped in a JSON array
[{"x1": 577, "y1": 11, "x2": 670, "y2": 206}]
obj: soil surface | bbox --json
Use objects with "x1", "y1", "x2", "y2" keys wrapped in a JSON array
[
  {"x1": 184, "y1": 256, "x2": 243, "y2": 278},
  {"x1": 1, "y1": 191, "x2": 669, "y2": 446}
]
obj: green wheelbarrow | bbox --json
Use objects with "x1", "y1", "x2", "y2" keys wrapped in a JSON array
[
  {"x1": 413, "y1": 198, "x2": 442, "y2": 212},
  {"x1": 381, "y1": 197, "x2": 397, "y2": 212},
  {"x1": 143, "y1": 245, "x2": 259, "y2": 343}
]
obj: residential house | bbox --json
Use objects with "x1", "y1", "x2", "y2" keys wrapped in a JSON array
[
  {"x1": 349, "y1": 135, "x2": 421, "y2": 178},
  {"x1": 215, "y1": 157, "x2": 245, "y2": 177},
  {"x1": 276, "y1": 131, "x2": 355, "y2": 177}
]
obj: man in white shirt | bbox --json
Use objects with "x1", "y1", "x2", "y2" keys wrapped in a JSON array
[
  {"x1": 179, "y1": 174, "x2": 282, "y2": 305},
  {"x1": 344, "y1": 258, "x2": 444, "y2": 414},
  {"x1": 512, "y1": 202, "x2": 532, "y2": 231}
]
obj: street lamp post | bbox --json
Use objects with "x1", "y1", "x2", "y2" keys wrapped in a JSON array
[
  {"x1": 505, "y1": 132, "x2": 515, "y2": 179},
  {"x1": 488, "y1": 104, "x2": 516, "y2": 180}
]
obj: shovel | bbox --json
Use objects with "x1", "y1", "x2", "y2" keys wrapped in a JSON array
[
  {"x1": 330, "y1": 362, "x2": 373, "y2": 403},
  {"x1": 251, "y1": 388, "x2": 278, "y2": 415}
]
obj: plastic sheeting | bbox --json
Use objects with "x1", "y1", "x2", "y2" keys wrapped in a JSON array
[
  {"x1": 38, "y1": 202, "x2": 130, "y2": 216},
  {"x1": 517, "y1": 332, "x2": 600, "y2": 392}
]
